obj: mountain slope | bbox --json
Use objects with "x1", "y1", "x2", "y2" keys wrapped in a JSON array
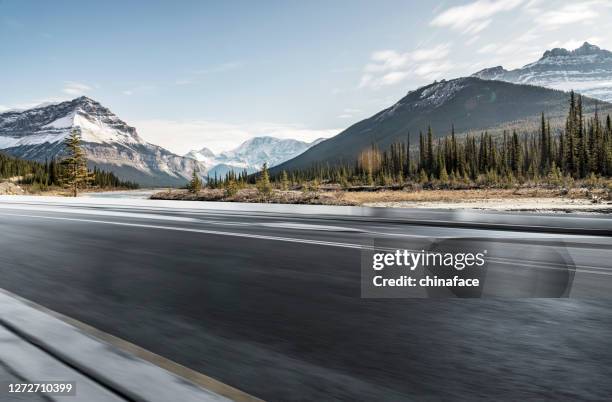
[
  {"x1": 271, "y1": 77, "x2": 608, "y2": 174},
  {"x1": 473, "y1": 42, "x2": 612, "y2": 101},
  {"x1": 0, "y1": 97, "x2": 203, "y2": 186},
  {"x1": 186, "y1": 136, "x2": 325, "y2": 177}
]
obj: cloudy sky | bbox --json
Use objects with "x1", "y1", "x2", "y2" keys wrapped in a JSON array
[{"x1": 1, "y1": 0, "x2": 611, "y2": 154}]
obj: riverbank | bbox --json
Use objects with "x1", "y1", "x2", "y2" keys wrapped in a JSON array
[
  {"x1": 0, "y1": 180, "x2": 149, "y2": 198},
  {"x1": 150, "y1": 187, "x2": 612, "y2": 213}
]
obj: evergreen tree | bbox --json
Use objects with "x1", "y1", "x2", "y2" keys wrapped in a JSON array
[
  {"x1": 426, "y1": 126, "x2": 434, "y2": 171},
  {"x1": 280, "y1": 170, "x2": 290, "y2": 190},
  {"x1": 256, "y1": 162, "x2": 272, "y2": 196},
  {"x1": 59, "y1": 129, "x2": 91, "y2": 197},
  {"x1": 188, "y1": 169, "x2": 202, "y2": 193},
  {"x1": 270, "y1": 91, "x2": 612, "y2": 189},
  {"x1": 539, "y1": 112, "x2": 549, "y2": 173}
]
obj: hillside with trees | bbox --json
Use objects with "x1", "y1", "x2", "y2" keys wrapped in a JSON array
[
  {"x1": 0, "y1": 130, "x2": 138, "y2": 194},
  {"x1": 270, "y1": 91, "x2": 611, "y2": 189},
  {"x1": 270, "y1": 77, "x2": 612, "y2": 175}
]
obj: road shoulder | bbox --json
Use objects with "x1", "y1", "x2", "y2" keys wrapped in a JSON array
[{"x1": 0, "y1": 288, "x2": 260, "y2": 402}]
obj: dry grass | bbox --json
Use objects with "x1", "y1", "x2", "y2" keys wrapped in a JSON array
[
  {"x1": 336, "y1": 187, "x2": 610, "y2": 204},
  {"x1": 151, "y1": 188, "x2": 349, "y2": 205},
  {"x1": 151, "y1": 186, "x2": 612, "y2": 213}
]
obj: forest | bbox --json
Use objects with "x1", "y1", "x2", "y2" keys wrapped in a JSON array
[
  {"x1": 0, "y1": 152, "x2": 139, "y2": 192},
  {"x1": 191, "y1": 91, "x2": 612, "y2": 195},
  {"x1": 270, "y1": 91, "x2": 612, "y2": 189}
]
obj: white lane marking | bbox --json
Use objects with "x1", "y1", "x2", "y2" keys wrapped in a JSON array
[
  {"x1": 0, "y1": 204, "x2": 199, "y2": 223},
  {"x1": 0, "y1": 204, "x2": 425, "y2": 236},
  {"x1": 0, "y1": 212, "x2": 368, "y2": 250},
  {"x1": 259, "y1": 222, "x2": 363, "y2": 232},
  {"x1": 0, "y1": 205, "x2": 364, "y2": 233},
  {"x1": 1, "y1": 213, "x2": 610, "y2": 276}
]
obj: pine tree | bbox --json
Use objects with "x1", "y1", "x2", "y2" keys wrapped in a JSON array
[
  {"x1": 450, "y1": 125, "x2": 458, "y2": 173},
  {"x1": 419, "y1": 131, "x2": 425, "y2": 170},
  {"x1": 539, "y1": 112, "x2": 549, "y2": 173},
  {"x1": 510, "y1": 130, "x2": 521, "y2": 175},
  {"x1": 59, "y1": 129, "x2": 91, "y2": 197},
  {"x1": 280, "y1": 170, "x2": 289, "y2": 190},
  {"x1": 256, "y1": 162, "x2": 272, "y2": 196},
  {"x1": 188, "y1": 169, "x2": 202, "y2": 193},
  {"x1": 426, "y1": 126, "x2": 434, "y2": 171}
]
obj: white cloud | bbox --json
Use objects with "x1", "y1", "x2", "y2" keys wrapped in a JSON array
[
  {"x1": 431, "y1": 0, "x2": 524, "y2": 34},
  {"x1": 365, "y1": 50, "x2": 410, "y2": 73},
  {"x1": 122, "y1": 90, "x2": 134, "y2": 96},
  {"x1": 463, "y1": 19, "x2": 492, "y2": 35},
  {"x1": 380, "y1": 71, "x2": 410, "y2": 86},
  {"x1": 360, "y1": 44, "x2": 452, "y2": 89},
  {"x1": 412, "y1": 44, "x2": 451, "y2": 61},
  {"x1": 478, "y1": 43, "x2": 543, "y2": 68},
  {"x1": 134, "y1": 119, "x2": 340, "y2": 155},
  {"x1": 535, "y1": 2, "x2": 604, "y2": 28},
  {"x1": 477, "y1": 43, "x2": 498, "y2": 54},
  {"x1": 0, "y1": 97, "x2": 67, "y2": 113},
  {"x1": 554, "y1": 37, "x2": 602, "y2": 50},
  {"x1": 516, "y1": 29, "x2": 539, "y2": 43},
  {"x1": 414, "y1": 61, "x2": 455, "y2": 80},
  {"x1": 465, "y1": 35, "x2": 481, "y2": 46},
  {"x1": 62, "y1": 81, "x2": 92, "y2": 96}
]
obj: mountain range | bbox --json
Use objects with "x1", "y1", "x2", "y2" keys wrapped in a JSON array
[
  {"x1": 0, "y1": 97, "x2": 204, "y2": 186},
  {"x1": 272, "y1": 42, "x2": 612, "y2": 174},
  {"x1": 473, "y1": 42, "x2": 612, "y2": 102},
  {"x1": 185, "y1": 136, "x2": 325, "y2": 177},
  {"x1": 3, "y1": 42, "x2": 612, "y2": 185},
  {"x1": 272, "y1": 77, "x2": 611, "y2": 174}
]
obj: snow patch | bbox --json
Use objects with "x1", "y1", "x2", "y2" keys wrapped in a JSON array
[{"x1": 42, "y1": 112, "x2": 76, "y2": 129}]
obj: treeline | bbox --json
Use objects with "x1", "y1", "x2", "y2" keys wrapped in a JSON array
[
  {"x1": 271, "y1": 91, "x2": 612, "y2": 188},
  {"x1": 0, "y1": 152, "x2": 139, "y2": 191},
  {"x1": 205, "y1": 169, "x2": 251, "y2": 189},
  {"x1": 195, "y1": 166, "x2": 273, "y2": 196}
]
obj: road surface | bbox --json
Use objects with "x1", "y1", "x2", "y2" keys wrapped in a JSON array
[{"x1": 1, "y1": 197, "x2": 611, "y2": 401}]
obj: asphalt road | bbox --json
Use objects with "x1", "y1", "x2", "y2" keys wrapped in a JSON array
[{"x1": 1, "y1": 197, "x2": 612, "y2": 401}]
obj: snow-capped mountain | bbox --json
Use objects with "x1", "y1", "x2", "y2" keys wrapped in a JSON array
[
  {"x1": 0, "y1": 96, "x2": 204, "y2": 186},
  {"x1": 184, "y1": 147, "x2": 216, "y2": 167},
  {"x1": 271, "y1": 76, "x2": 610, "y2": 174},
  {"x1": 185, "y1": 136, "x2": 325, "y2": 177},
  {"x1": 473, "y1": 42, "x2": 612, "y2": 101}
]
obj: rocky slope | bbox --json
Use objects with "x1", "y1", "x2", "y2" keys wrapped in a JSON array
[
  {"x1": 0, "y1": 97, "x2": 203, "y2": 186},
  {"x1": 473, "y1": 42, "x2": 612, "y2": 102}
]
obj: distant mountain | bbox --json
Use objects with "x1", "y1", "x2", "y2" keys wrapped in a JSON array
[
  {"x1": 185, "y1": 146, "x2": 215, "y2": 163},
  {"x1": 473, "y1": 42, "x2": 612, "y2": 101},
  {"x1": 0, "y1": 97, "x2": 204, "y2": 186},
  {"x1": 271, "y1": 77, "x2": 610, "y2": 174},
  {"x1": 185, "y1": 136, "x2": 325, "y2": 177}
]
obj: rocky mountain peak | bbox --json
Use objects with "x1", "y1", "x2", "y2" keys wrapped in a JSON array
[
  {"x1": 574, "y1": 41, "x2": 603, "y2": 56},
  {"x1": 471, "y1": 42, "x2": 612, "y2": 102},
  {"x1": 0, "y1": 97, "x2": 204, "y2": 186},
  {"x1": 541, "y1": 42, "x2": 611, "y2": 59}
]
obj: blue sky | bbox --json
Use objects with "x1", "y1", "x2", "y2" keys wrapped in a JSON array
[{"x1": 1, "y1": 0, "x2": 611, "y2": 153}]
